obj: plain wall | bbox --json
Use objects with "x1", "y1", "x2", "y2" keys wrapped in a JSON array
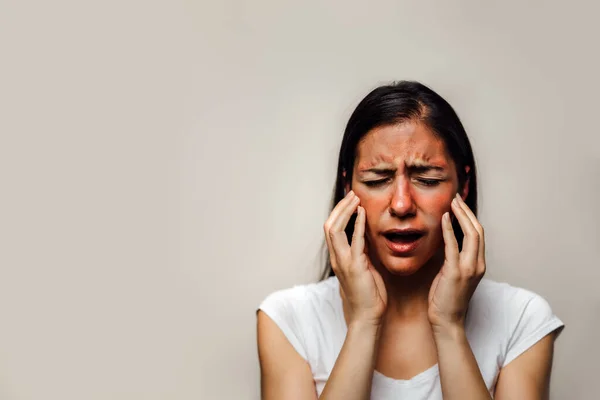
[{"x1": 1, "y1": 0, "x2": 598, "y2": 399}]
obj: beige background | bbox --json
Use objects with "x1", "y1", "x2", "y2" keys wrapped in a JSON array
[{"x1": 1, "y1": 0, "x2": 598, "y2": 399}]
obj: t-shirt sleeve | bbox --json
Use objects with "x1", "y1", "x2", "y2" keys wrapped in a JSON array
[
  {"x1": 257, "y1": 287, "x2": 308, "y2": 361},
  {"x1": 502, "y1": 290, "x2": 564, "y2": 367}
]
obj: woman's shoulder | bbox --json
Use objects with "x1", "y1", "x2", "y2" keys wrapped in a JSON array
[
  {"x1": 470, "y1": 277, "x2": 561, "y2": 324},
  {"x1": 257, "y1": 276, "x2": 342, "y2": 331},
  {"x1": 472, "y1": 278, "x2": 555, "y2": 311},
  {"x1": 257, "y1": 277, "x2": 343, "y2": 362},
  {"x1": 468, "y1": 277, "x2": 564, "y2": 367},
  {"x1": 258, "y1": 276, "x2": 340, "y2": 311}
]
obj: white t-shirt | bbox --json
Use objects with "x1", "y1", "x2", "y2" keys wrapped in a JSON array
[{"x1": 258, "y1": 276, "x2": 564, "y2": 399}]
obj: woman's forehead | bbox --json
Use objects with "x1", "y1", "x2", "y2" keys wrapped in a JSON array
[{"x1": 355, "y1": 122, "x2": 450, "y2": 167}]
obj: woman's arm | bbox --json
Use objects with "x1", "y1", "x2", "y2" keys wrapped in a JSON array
[
  {"x1": 259, "y1": 192, "x2": 388, "y2": 400},
  {"x1": 433, "y1": 325, "x2": 492, "y2": 400},
  {"x1": 257, "y1": 311, "x2": 381, "y2": 400},
  {"x1": 429, "y1": 194, "x2": 492, "y2": 399},
  {"x1": 494, "y1": 332, "x2": 557, "y2": 400},
  {"x1": 434, "y1": 328, "x2": 557, "y2": 400},
  {"x1": 257, "y1": 311, "x2": 317, "y2": 400},
  {"x1": 429, "y1": 195, "x2": 559, "y2": 398},
  {"x1": 318, "y1": 320, "x2": 381, "y2": 400}
]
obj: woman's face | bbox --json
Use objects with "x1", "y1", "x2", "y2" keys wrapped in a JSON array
[{"x1": 346, "y1": 121, "x2": 468, "y2": 276}]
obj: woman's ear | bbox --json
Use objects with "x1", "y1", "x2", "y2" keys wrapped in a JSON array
[
  {"x1": 343, "y1": 169, "x2": 351, "y2": 195},
  {"x1": 460, "y1": 165, "x2": 471, "y2": 201}
]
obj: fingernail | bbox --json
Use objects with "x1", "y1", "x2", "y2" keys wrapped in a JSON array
[
  {"x1": 349, "y1": 190, "x2": 355, "y2": 197},
  {"x1": 455, "y1": 193, "x2": 461, "y2": 201},
  {"x1": 452, "y1": 197, "x2": 458, "y2": 207}
]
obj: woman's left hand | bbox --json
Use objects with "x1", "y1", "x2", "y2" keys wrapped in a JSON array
[{"x1": 428, "y1": 193, "x2": 486, "y2": 332}]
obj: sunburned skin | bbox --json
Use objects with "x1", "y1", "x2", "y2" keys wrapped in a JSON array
[{"x1": 345, "y1": 121, "x2": 466, "y2": 277}]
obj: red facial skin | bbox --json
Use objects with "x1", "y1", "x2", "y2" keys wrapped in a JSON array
[{"x1": 344, "y1": 121, "x2": 469, "y2": 276}]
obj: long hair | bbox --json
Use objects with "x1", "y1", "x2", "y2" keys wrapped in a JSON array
[{"x1": 319, "y1": 81, "x2": 478, "y2": 280}]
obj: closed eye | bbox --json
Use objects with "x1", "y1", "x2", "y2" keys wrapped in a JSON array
[
  {"x1": 364, "y1": 178, "x2": 391, "y2": 187},
  {"x1": 415, "y1": 178, "x2": 443, "y2": 186},
  {"x1": 364, "y1": 178, "x2": 443, "y2": 187}
]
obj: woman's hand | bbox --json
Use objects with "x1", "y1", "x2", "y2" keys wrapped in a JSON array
[
  {"x1": 324, "y1": 190, "x2": 387, "y2": 328},
  {"x1": 428, "y1": 193, "x2": 486, "y2": 332}
]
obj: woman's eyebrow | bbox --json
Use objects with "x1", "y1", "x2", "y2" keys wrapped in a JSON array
[
  {"x1": 358, "y1": 167, "x2": 396, "y2": 174},
  {"x1": 406, "y1": 158, "x2": 448, "y2": 171},
  {"x1": 407, "y1": 164, "x2": 446, "y2": 173},
  {"x1": 358, "y1": 162, "x2": 446, "y2": 174}
]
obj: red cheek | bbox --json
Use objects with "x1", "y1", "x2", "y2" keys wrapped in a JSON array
[
  {"x1": 416, "y1": 191, "x2": 454, "y2": 216},
  {"x1": 354, "y1": 195, "x2": 386, "y2": 229},
  {"x1": 356, "y1": 195, "x2": 388, "y2": 214}
]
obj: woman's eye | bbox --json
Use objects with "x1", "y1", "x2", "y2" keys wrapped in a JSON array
[
  {"x1": 416, "y1": 178, "x2": 442, "y2": 186},
  {"x1": 364, "y1": 178, "x2": 390, "y2": 187},
  {"x1": 364, "y1": 177, "x2": 442, "y2": 187}
]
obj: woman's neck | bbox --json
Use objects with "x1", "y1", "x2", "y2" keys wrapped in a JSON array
[
  {"x1": 338, "y1": 249, "x2": 445, "y2": 328},
  {"x1": 377, "y1": 249, "x2": 444, "y2": 323}
]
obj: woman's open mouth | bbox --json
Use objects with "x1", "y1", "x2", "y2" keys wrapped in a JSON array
[{"x1": 382, "y1": 231, "x2": 425, "y2": 255}]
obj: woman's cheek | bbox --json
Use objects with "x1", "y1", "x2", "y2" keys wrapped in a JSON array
[
  {"x1": 420, "y1": 192, "x2": 453, "y2": 224},
  {"x1": 361, "y1": 205, "x2": 381, "y2": 242}
]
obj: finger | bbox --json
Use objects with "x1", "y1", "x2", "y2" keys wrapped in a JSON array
[
  {"x1": 455, "y1": 195, "x2": 486, "y2": 273},
  {"x1": 329, "y1": 195, "x2": 361, "y2": 264},
  {"x1": 451, "y1": 195, "x2": 479, "y2": 266},
  {"x1": 330, "y1": 193, "x2": 360, "y2": 234},
  {"x1": 441, "y1": 211, "x2": 459, "y2": 269},
  {"x1": 327, "y1": 191, "x2": 359, "y2": 230},
  {"x1": 324, "y1": 191, "x2": 358, "y2": 265},
  {"x1": 329, "y1": 196, "x2": 360, "y2": 253},
  {"x1": 324, "y1": 212, "x2": 337, "y2": 270},
  {"x1": 351, "y1": 206, "x2": 366, "y2": 260},
  {"x1": 323, "y1": 226, "x2": 338, "y2": 272}
]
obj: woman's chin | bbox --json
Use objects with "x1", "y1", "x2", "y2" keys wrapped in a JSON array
[{"x1": 380, "y1": 255, "x2": 426, "y2": 276}]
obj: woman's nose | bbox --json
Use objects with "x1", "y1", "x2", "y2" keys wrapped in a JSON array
[{"x1": 389, "y1": 180, "x2": 416, "y2": 218}]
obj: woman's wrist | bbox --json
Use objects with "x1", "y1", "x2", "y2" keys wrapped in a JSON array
[
  {"x1": 347, "y1": 318, "x2": 382, "y2": 338},
  {"x1": 431, "y1": 321, "x2": 466, "y2": 343}
]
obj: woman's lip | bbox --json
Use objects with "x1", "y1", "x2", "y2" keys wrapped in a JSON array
[
  {"x1": 383, "y1": 235, "x2": 423, "y2": 255},
  {"x1": 383, "y1": 229, "x2": 425, "y2": 235}
]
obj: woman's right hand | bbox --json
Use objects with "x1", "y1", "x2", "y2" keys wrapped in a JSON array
[{"x1": 324, "y1": 190, "x2": 388, "y2": 328}]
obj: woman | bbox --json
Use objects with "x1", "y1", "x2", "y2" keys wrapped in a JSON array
[{"x1": 256, "y1": 81, "x2": 564, "y2": 399}]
